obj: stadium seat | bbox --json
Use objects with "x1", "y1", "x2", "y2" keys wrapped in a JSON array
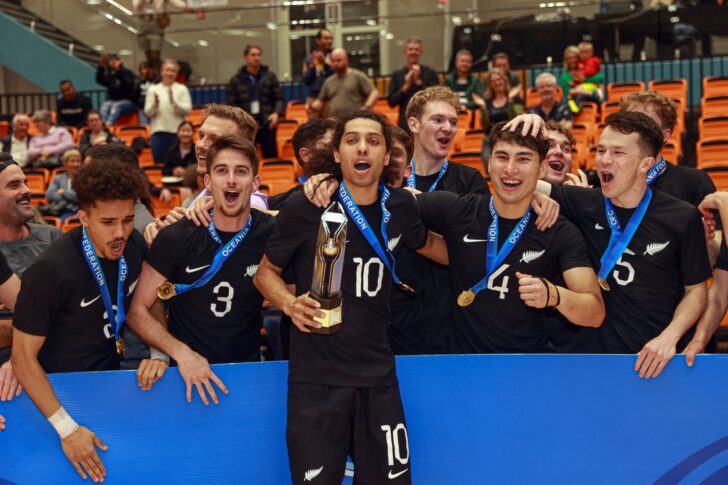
[
  {"x1": 116, "y1": 125, "x2": 150, "y2": 141},
  {"x1": 152, "y1": 189, "x2": 182, "y2": 218},
  {"x1": 372, "y1": 97, "x2": 394, "y2": 115},
  {"x1": 601, "y1": 101, "x2": 621, "y2": 120},
  {"x1": 705, "y1": 168, "x2": 728, "y2": 192},
  {"x1": 571, "y1": 124, "x2": 591, "y2": 147},
  {"x1": 24, "y1": 170, "x2": 46, "y2": 192},
  {"x1": 275, "y1": 120, "x2": 298, "y2": 158},
  {"x1": 42, "y1": 216, "x2": 62, "y2": 229},
  {"x1": 30, "y1": 193, "x2": 47, "y2": 206},
  {"x1": 648, "y1": 79, "x2": 687, "y2": 105},
  {"x1": 0, "y1": 121, "x2": 8, "y2": 138},
  {"x1": 259, "y1": 159, "x2": 296, "y2": 183},
  {"x1": 143, "y1": 166, "x2": 164, "y2": 187},
  {"x1": 570, "y1": 146, "x2": 583, "y2": 171},
  {"x1": 450, "y1": 152, "x2": 486, "y2": 177},
  {"x1": 456, "y1": 111, "x2": 472, "y2": 132},
  {"x1": 66, "y1": 126, "x2": 79, "y2": 144},
  {"x1": 285, "y1": 101, "x2": 307, "y2": 125},
  {"x1": 662, "y1": 142, "x2": 680, "y2": 165},
  {"x1": 574, "y1": 102, "x2": 599, "y2": 124},
  {"x1": 606, "y1": 81, "x2": 645, "y2": 102},
  {"x1": 699, "y1": 116, "x2": 728, "y2": 141},
  {"x1": 187, "y1": 109, "x2": 205, "y2": 125},
  {"x1": 697, "y1": 139, "x2": 728, "y2": 169},
  {"x1": 114, "y1": 112, "x2": 140, "y2": 128},
  {"x1": 138, "y1": 148, "x2": 155, "y2": 167},
  {"x1": 259, "y1": 180, "x2": 295, "y2": 196},
  {"x1": 61, "y1": 216, "x2": 81, "y2": 232},
  {"x1": 460, "y1": 130, "x2": 485, "y2": 153},
  {"x1": 703, "y1": 76, "x2": 728, "y2": 98},
  {"x1": 701, "y1": 96, "x2": 728, "y2": 118},
  {"x1": 585, "y1": 146, "x2": 597, "y2": 171},
  {"x1": 277, "y1": 140, "x2": 296, "y2": 161}
]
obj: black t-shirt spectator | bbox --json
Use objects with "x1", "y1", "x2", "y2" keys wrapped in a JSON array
[
  {"x1": 387, "y1": 65, "x2": 440, "y2": 130},
  {"x1": 163, "y1": 143, "x2": 197, "y2": 176},
  {"x1": 527, "y1": 101, "x2": 573, "y2": 124},
  {"x1": 13, "y1": 227, "x2": 147, "y2": 373},
  {"x1": 96, "y1": 65, "x2": 138, "y2": 103},
  {"x1": 57, "y1": 94, "x2": 93, "y2": 128}
]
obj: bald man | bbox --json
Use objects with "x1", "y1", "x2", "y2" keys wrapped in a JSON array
[{"x1": 312, "y1": 48, "x2": 378, "y2": 119}]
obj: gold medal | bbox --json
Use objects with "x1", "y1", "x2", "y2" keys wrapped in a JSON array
[
  {"x1": 398, "y1": 282, "x2": 416, "y2": 294},
  {"x1": 115, "y1": 337, "x2": 125, "y2": 358},
  {"x1": 157, "y1": 281, "x2": 176, "y2": 300},
  {"x1": 457, "y1": 289, "x2": 476, "y2": 307},
  {"x1": 598, "y1": 277, "x2": 610, "y2": 292}
]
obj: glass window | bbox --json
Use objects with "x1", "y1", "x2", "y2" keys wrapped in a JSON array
[
  {"x1": 342, "y1": 0, "x2": 378, "y2": 27},
  {"x1": 289, "y1": 3, "x2": 326, "y2": 31},
  {"x1": 289, "y1": 34, "x2": 318, "y2": 80},
  {"x1": 343, "y1": 32, "x2": 380, "y2": 76}
]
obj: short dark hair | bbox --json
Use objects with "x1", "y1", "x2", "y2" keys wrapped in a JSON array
[
  {"x1": 85, "y1": 143, "x2": 138, "y2": 168},
  {"x1": 244, "y1": 45, "x2": 262, "y2": 56},
  {"x1": 292, "y1": 119, "x2": 336, "y2": 167},
  {"x1": 74, "y1": 158, "x2": 147, "y2": 209},
  {"x1": 177, "y1": 120, "x2": 194, "y2": 133},
  {"x1": 59, "y1": 79, "x2": 72, "y2": 87},
  {"x1": 332, "y1": 111, "x2": 392, "y2": 153},
  {"x1": 206, "y1": 135, "x2": 259, "y2": 175},
  {"x1": 489, "y1": 121, "x2": 549, "y2": 160},
  {"x1": 544, "y1": 120, "x2": 575, "y2": 146},
  {"x1": 604, "y1": 111, "x2": 664, "y2": 158},
  {"x1": 390, "y1": 125, "x2": 414, "y2": 162},
  {"x1": 493, "y1": 52, "x2": 509, "y2": 62},
  {"x1": 316, "y1": 28, "x2": 332, "y2": 39}
]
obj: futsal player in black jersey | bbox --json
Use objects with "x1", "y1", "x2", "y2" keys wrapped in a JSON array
[
  {"x1": 11, "y1": 159, "x2": 153, "y2": 482},
  {"x1": 0, "y1": 249, "x2": 20, "y2": 431},
  {"x1": 255, "y1": 111, "x2": 447, "y2": 485},
  {"x1": 534, "y1": 111, "x2": 711, "y2": 378},
  {"x1": 416, "y1": 122, "x2": 604, "y2": 353},
  {"x1": 127, "y1": 135, "x2": 273, "y2": 403}
]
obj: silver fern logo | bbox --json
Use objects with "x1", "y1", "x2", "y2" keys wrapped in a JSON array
[
  {"x1": 644, "y1": 241, "x2": 670, "y2": 256},
  {"x1": 127, "y1": 277, "x2": 139, "y2": 296},
  {"x1": 244, "y1": 264, "x2": 258, "y2": 278},
  {"x1": 520, "y1": 249, "x2": 545, "y2": 263},
  {"x1": 304, "y1": 466, "x2": 323, "y2": 481},
  {"x1": 388, "y1": 234, "x2": 401, "y2": 252}
]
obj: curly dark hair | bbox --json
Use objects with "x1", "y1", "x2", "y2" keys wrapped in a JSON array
[{"x1": 75, "y1": 158, "x2": 147, "y2": 209}]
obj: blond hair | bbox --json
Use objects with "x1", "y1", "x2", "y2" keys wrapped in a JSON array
[
  {"x1": 405, "y1": 86, "x2": 460, "y2": 122},
  {"x1": 483, "y1": 69, "x2": 511, "y2": 100},
  {"x1": 203, "y1": 103, "x2": 258, "y2": 142}
]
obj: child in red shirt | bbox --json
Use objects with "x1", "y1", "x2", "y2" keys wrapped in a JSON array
[{"x1": 578, "y1": 42, "x2": 601, "y2": 78}]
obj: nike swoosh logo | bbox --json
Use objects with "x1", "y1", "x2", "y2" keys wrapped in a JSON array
[
  {"x1": 388, "y1": 468, "x2": 408, "y2": 479},
  {"x1": 185, "y1": 264, "x2": 210, "y2": 274},
  {"x1": 463, "y1": 234, "x2": 488, "y2": 243},
  {"x1": 80, "y1": 295, "x2": 101, "y2": 308}
]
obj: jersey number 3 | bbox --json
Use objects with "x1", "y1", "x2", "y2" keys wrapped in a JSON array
[{"x1": 211, "y1": 281, "x2": 234, "y2": 317}]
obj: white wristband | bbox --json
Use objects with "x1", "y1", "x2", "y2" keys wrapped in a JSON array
[
  {"x1": 47, "y1": 406, "x2": 79, "y2": 439},
  {"x1": 149, "y1": 347, "x2": 170, "y2": 364}
]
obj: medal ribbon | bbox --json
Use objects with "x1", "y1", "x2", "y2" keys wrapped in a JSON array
[
  {"x1": 598, "y1": 188, "x2": 653, "y2": 282},
  {"x1": 81, "y1": 227, "x2": 127, "y2": 346},
  {"x1": 646, "y1": 158, "x2": 667, "y2": 186},
  {"x1": 297, "y1": 174, "x2": 308, "y2": 185},
  {"x1": 174, "y1": 210, "x2": 253, "y2": 296},
  {"x1": 406, "y1": 159, "x2": 449, "y2": 192},
  {"x1": 338, "y1": 181, "x2": 405, "y2": 287},
  {"x1": 467, "y1": 197, "x2": 533, "y2": 297}
]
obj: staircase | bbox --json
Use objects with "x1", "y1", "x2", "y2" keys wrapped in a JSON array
[{"x1": 0, "y1": 0, "x2": 98, "y2": 66}]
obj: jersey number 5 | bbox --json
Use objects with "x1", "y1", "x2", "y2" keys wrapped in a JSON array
[
  {"x1": 211, "y1": 281, "x2": 234, "y2": 317},
  {"x1": 612, "y1": 249, "x2": 636, "y2": 287}
]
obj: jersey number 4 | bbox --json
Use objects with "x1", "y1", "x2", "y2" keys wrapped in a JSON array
[
  {"x1": 211, "y1": 281, "x2": 234, "y2": 317},
  {"x1": 487, "y1": 264, "x2": 510, "y2": 300}
]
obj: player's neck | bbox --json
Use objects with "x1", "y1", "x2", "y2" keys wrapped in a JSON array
[
  {"x1": 492, "y1": 193, "x2": 532, "y2": 220},
  {"x1": 344, "y1": 180, "x2": 379, "y2": 205},
  {"x1": 610, "y1": 182, "x2": 648, "y2": 209},
  {"x1": 0, "y1": 222, "x2": 30, "y2": 242},
  {"x1": 412, "y1": 144, "x2": 445, "y2": 176},
  {"x1": 213, "y1": 206, "x2": 251, "y2": 233}
]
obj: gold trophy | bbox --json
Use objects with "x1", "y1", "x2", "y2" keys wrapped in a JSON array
[{"x1": 308, "y1": 202, "x2": 347, "y2": 334}]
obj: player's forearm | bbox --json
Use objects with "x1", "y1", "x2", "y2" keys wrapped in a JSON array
[
  {"x1": 708, "y1": 231, "x2": 723, "y2": 267},
  {"x1": 535, "y1": 180, "x2": 552, "y2": 197},
  {"x1": 0, "y1": 320, "x2": 12, "y2": 347},
  {"x1": 364, "y1": 90, "x2": 379, "y2": 109},
  {"x1": 691, "y1": 282, "x2": 728, "y2": 347},
  {"x1": 253, "y1": 265, "x2": 295, "y2": 317},
  {"x1": 415, "y1": 231, "x2": 448, "y2": 266},
  {"x1": 127, "y1": 304, "x2": 188, "y2": 362},
  {"x1": 555, "y1": 287, "x2": 604, "y2": 328},
  {"x1": 11, "y1": 345, "x2": 61, "y2": 417},
  {"x1": 662, "y1": 284, "x2": 708, "y2": 345}
]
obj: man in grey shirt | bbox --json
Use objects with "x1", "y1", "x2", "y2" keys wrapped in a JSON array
[{"x1": 312, "y1": 48, "x2": 379, "y2": 119}]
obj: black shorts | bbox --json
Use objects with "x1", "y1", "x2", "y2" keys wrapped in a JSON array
[{"x1": 287, "y1": 382, "x2": 411, "y2": 485}]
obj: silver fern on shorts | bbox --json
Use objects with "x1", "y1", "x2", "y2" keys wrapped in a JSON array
[{"x1": 304, "y1": 466, "x2": 324, "y2": 481}]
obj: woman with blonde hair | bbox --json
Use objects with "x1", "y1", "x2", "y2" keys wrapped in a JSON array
[{"x1": 474, "y1": 68, "x2": 524, "y2": 157}]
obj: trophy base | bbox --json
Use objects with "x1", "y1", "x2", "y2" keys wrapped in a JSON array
[{"x1": 307, "y1": 293, "x2": 342, "y2": 335}]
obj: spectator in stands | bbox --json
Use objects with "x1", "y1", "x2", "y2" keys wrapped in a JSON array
[
  {"x1": 578, "y1": 41, "x2": 602, "y2": 78},
  {"x1": 137, "y1": 61, "x2": 160, "y2": 125},
  {"x1": 444, "y1": 49, "x2": 484, "y2": 112},
  {"x1": 389, "y1": 125, "x2": 414, "y2": 188},
  {"x1": 226, "y1": 45, "x2": 285, "y2": 159},
  {"x1": 56, "y1": 80, "x2": 92, "y2": 129},
  {"x1": 96, "y1": 53, "x2": 138, "y2": 125},
  {"x1": 528, "y1": 72, "x2": 573, "y2": 130},
  {"x1": 474, "y1": 69, "x2": 524, "y2": 157},
  {"x1": 388, "y1": 38, "x2": 440, "y2": 130},
  {"x1": 43, "y1": 149, "x2": 81, "y2": 222},
  {"x1": 542, "y1": 120, "x2": 576, "y2": 186},
  {"x1": 492, "y1": 52, "x2": 522, "y2": 101},
  {"x1": 303, "y1": 28, "x2": 334, "y2": 116},
  {"x1": 163, "y1": 121, "x2": 196, "y2": 177},
  {"x1": 181, "y1": 164, "x2": 202, "y2": 208},
  {"x1": 0, "y1": 114, "x2": 32, "y2": 167},
  {"x1": 26, "y1": 110, "x2": 75, "y2": 169},
  {"x1": 78, "y1": 110, "x2": 122, "y2": 156},
  {"x1": 312, "y1": 48, "x2": 379, "y2": 119},
  {"x1": 145, "y1": 59, "x2": 192, "y2": 165},
  {"x1": 559, "y1": 45, "x2": 604, "y2": 113}
]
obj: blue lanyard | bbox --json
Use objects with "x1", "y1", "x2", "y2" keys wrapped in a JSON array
[
  {"x1": 646, "y1": 159, "x2": 667, "y2": 186},
  {"x1": 469, "y1": 197, "x2": 532, "y2": 296},
  {"x1": 338, "y1": 181, "x2": 407, "y2": 288},
  {"x1": 598, "y1": 189, "x2": 653, "y2": 282},
  {"x1": 174, "y1": 211, "x2": 253, "y2": 295},
  {"x1": 297, "y1": 174, "x2": 308, "y2": 185},
  {"x1": 81, "y1": 227, "x2": 127, "y2": 344},
  {"x1": 406, "y1": 159, "x2": 449, "y2": 192}
]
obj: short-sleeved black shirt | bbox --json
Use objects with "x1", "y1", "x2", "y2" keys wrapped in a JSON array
[
  {"x1": 389, "y1": 162, "x2": 490, "y2": 355},
  {"x1": 652, "y1": 162, "x2": 716, "y2": 209},
  {"x1": 265, "y1": 189, "x2": 427, "y2": 387},
  {"x1": 0, "y1": 251, "x2": 13, "y2": 286},
  {"x1": 418, "y1": 191, "x2": 592, "y2": 353},
  {"x1": 13, "y1": 228, "x2": 147, "y2": 373},
  {"x1": 716, "y1": 240, "x2": 728, "y2": 272},
  {"x1": 148, "y1": 212, "x2": 275, "y2": 364},
  {"x1": 268, "y1": 184, "x2": 303, "y2": 211},
  {"x1": 550, "y1": 184, "x2": 712, "y2": 353}
]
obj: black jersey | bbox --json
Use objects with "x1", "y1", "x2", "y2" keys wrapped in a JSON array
[
  {"x1": 418, "y1": 192, "x2": 592, "y2": 353},
  {"x1": 268, "y1": 184, "x2": 303, "y2": 211},
  {"x1": 550, "y1": 185, "x2": 712, "y2": 353},
  {"x1": 148, "y1": 211, "x2": 275, "y2": 364},
  {"x1": 13, "y1": 228, "x2": 147, "y2": 373},
  {"x1": 0, "y1": 251, "x2": 13, "y2": 286},
  {"x1": 389, "y1": 162, "x2": 489, "y2": 355},
  {"x1": 265, "y1": 189, "x2": 427, "y2": 387},
  {"x1": 652, "y1": 162, "x2": 716, "y2": 209}
]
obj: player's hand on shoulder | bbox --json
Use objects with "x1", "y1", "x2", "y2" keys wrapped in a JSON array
[
  {"x1": 185, "y1": 196, "x2": 213, "y2": 227},
  {"x1": 0, "y1": 359, "x2": 22, "y2": 401},
  {"x1": 403, "y1": 186, "x2": 421, "y2": 197},
  {"x1": 634, "y1": 333, "x2": 678, "y2": 379},
  {"x1": 143, "y1": 218, "x2": 164, "y2": 247},
  {"x1": 176, "y1": 349, "x2": 228, "y2": 405},
  {"x1": 61, "y1": 426, "x2": 108, "y2": 482},
  {"x1": 303, "y1": 173, "x2": 338, "y2": 208},
  {"x1": 136, "y1": 358, "x2": 169, "y2": 391},
  {"x1": 564, "y1": 169, "x2": 591, "y2": 188},
  {"x1": 285, "y1": 292, "x2": 324, "y2": 333},
  {"x1": 531, "y1": 192, "x2": 560, "y2": 231},
  {"x1": 164, "y1": 206, "x2": 187, "y2": 225}
]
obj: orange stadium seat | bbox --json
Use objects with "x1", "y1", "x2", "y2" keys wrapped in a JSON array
[
  {"x1": 460, "y1": 130, "x2": 485, "y2": 153},
  {"x1": 525, "y1": 88, "x2": 541, "y2": 108},
  {"x1": 585, "y1": 146, "x2": 597, "y2": 171},
  {"x1": 61, "y1": 217, "x2": 81, "y2": 232},
  {"x1": 42, "y1": 216, "x2": 62, "y2": 229},
  {"x1": 117, "y1": 125, "x2": 150, "y2": 140},
  {"x1": 138, "y1": 148, "x2": 155, "y2": 167},
  {"x1": 24, "y1": 170, "x2": 46, "y2": 192},
  {"x1": 450, "y1": 152, "x2": 486, "y2": 177},
  {"x1": 259, "y1": 180, "x2": 295, "y2": 196},
  {"x1": 699, "y1": 116, "x2": 728, "y2": 141},
  {"x1": 285, "y1": 101, "x2": 307, "y2": 125},
  {"x1": 574, "y1": 102, "x2": 599, "y2": 124},
  {"x1": 662, "y1": 142, "x2": 680, "y2": 165},
  {"x1": 30, "y1": 193, "x2": 47, "y2": 206},
  {"x1": 697, "y1": 139, "x2": 728, "y2": 169},
  {"x1": 277, "y1": 140, "x2": 296, "y2": 161},
  {"x1": 703, "y1": 76, "x2": 728, "y2": 98},
  {"x1": 648, "y1": 79, "x2": 687, "y2": 104},
  {"x1": 259, "y1": 159, "x2": 296, "y2": 183},
  {"x1": 114, "y1": 112, "x2": 139, "y2": 128},
  {"x1": 152, "y1": 189, "x2": 182, "y2": 218},
  {"x1": 143, "y1": 166, "x2": 164, "y2": 187},
  {"x1": 275, "y1": 120, "x2": 298, "y2": 158},
  {"x1": 701, "y1": 96, "x2": 728, "y2": 118},
  {"x1": 601, "y1": 101, "x2": 621, "y2": 120},
  {"x1": 705, "y1": 168, "x2": 728, "y2": 192},
  {"x1": 606, "y1": 81, "x2": 645, "y2": 102},
  {"x1": 0, "y1": 121, "x2": 8, "y2": 138},
  {"x1": 571, "y1": 124, "x2": 591, "y2": 147},
  {"x1": 187, "y1": 109, "x2": 205, "y2": 125}
]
